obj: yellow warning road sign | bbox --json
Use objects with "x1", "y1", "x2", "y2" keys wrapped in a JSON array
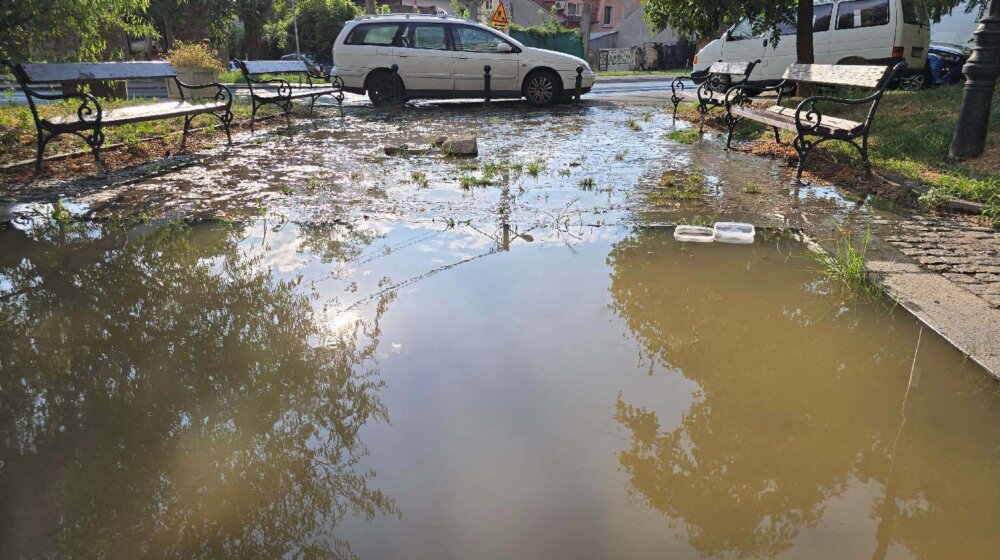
[{"x1": 489, "y1": 1, "x2": 510, "y2": 30}]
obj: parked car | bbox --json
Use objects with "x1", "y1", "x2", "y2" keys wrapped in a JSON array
[
  {"x1": 280, "y1": 52, "x2": 333, "y2": 75},
  {"x1": 926, "y1": 42, "x2": 969, "y2": 86},
  {"x1": 692, "y1": 0, "x2": 931, "y2": 89},
  {"x1": 330, "y1": 13, "x2": 596, "y2": 107}
]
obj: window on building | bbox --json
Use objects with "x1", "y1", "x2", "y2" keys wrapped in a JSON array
[
  {"x1": 568, "y1": 3, "x2": 578, "y2": 16},
  {"x1": 836, "y1": 0, "x2": 890, "y2": 29},
  {"x1": 603, "y1": 5, "x2": 613, "y2": 25}
]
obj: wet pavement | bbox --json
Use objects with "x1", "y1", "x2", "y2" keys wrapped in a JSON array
[{"x1": 1, "y1": 98, "x2": 998, "y2": 559}]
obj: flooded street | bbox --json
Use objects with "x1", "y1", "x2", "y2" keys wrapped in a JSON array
[{"x1": 1, "y1": 102, "x2": 998, "y2": 559}]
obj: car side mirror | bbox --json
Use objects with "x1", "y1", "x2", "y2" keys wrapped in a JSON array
[{"x1": 496, "y1": 42, "x2": 513, "y2": 53}]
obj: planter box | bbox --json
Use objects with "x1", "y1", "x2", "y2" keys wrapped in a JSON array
[{"x1": 166, "y1": 68, "x2": 220, "y2": 100}]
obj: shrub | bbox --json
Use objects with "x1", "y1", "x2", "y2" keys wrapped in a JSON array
[{"x1": 165, "y1": 41, "x2": 224, "y2": 71}]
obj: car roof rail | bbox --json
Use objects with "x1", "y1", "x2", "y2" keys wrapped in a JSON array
[{"x1": 354, "y1": 13, "x2": 480, "y2": 23}]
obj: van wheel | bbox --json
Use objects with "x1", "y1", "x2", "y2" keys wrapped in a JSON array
[
  {"x1": 524, "y1": 70, "x2": 561, "y2": 107},
  {"x1": 367, "y1": 71, "x2": 403, "y2": 106},
  {"x1": 898, "y1": 72, "x2": 926, "y2": 91}
]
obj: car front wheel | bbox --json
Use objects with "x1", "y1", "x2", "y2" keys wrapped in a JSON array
[{"x1": 524, "y1": 71, "x2": 561, "y2": 107}]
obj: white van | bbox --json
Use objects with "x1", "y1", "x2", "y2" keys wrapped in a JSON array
[{"x1": 693, "y1": 0, "x2": 931, "y2": 89}]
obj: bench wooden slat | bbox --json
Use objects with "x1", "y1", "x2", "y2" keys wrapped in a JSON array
[
  {"x1": 675, "y1": 89, "x2": 727, "y2": 103},
  {"x1": 782, "y1": 63, "x2": 887, "y2": 88},
  {"x1": 45, "y1": 100, "x2": 226, "y2": 127},
  {"x1": 255, "y1": 87, "x2": 338, "y2": 100},
  {"x1": 241, "y1": 60, "x2": 309, "y2": 75},
  {"x1": 19, "y1": 62, "x2": 177, "y2": 83},
  {"x1": 765, "y1": 106, "x2": 863, "y2": 133},
  {"x1": 708, "y1": 61, "x2": 755, "y2": 76}
]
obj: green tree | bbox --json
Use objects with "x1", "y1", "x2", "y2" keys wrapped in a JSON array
[
  {"x1": 266, "y1": 0, "x2": 361, "y2": 55},
  {"x1": 1, "y1": 0, "x2": 154, "y2": 61},
  {"x1": 235, "y1": 0, "x2": 276, "y2": 59}
]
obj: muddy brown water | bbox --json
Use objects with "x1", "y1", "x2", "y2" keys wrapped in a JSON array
[{"x1": 0, "y1": 103, "x2": 997, "y2": 559}]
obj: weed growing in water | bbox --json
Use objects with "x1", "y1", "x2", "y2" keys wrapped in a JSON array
[
  {"x1": 557, "y1": 168, "x2": 571, "y2": 177},
  {"x1": 460, "y1": 174, "x2": 497, "y2": 188},
  {"x1": 813, "y1": 224, "x2": 883, "y2": 302},
  {"x1": 526, "y1": 159, "x2": 544, "y2": 177},
  {"x1": 349, "y1": 171, "x2": 363, "y2": 182},
  {"x1": 411, "y1": 171, "x2": 429, "y2": 188},
  {"x1": 614, "y1": 149, "x2": 628, "y2": 161},
  {"x1": 626, "y1": 117, "x2": 641, "y2": 131},
  {"x1": 278, "y1": 184, "x2": 294, "y2": 195},
  {"x1": 743, "y1": 183, "x2": 762, "y2": 194},
  {"x1": 641, "y1": 111, "x2": 652, "y2": 122},
  {"x1": 667, "y1": 129, "x2": 700, "y2": 144},
  {"x1": 578, "y1": 177, "x2": 595, "y2": 189},
  {"x1": 649, "y1": 171, "x2": 706, "y2": 203}
]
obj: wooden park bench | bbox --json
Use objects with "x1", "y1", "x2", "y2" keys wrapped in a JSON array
[
  {"x1": 723, "y1": 62, "x2": 906, "y2": 180},
  {"x1": 3, "y1": 60, "x2": 234, "y2": 173},
  {"x1": 233, "y1": 59, "x2": 345, "y2": 132},
  {"x1": 670, "y1": 60, "x2": 760, "y2": 132}
]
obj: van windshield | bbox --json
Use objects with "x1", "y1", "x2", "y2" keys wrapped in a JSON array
[{"x1": 901, "y1": 0, "x2": 929, "y2": 25}]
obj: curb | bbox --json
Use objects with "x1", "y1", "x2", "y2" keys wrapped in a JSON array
[
  {"x1": 595, "y1": 74, "x2": 680, "y2": 84},
  {"x1": 876, "y1": 169, "x2": 988, "y2": 216}
]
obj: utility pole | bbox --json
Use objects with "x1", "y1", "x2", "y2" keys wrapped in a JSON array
[
  {"x1": 365, "y1": 0, "x2": 376, "y2": 15},
  {"x1": 581, "y1": 1, "x2": 592, "y2": 60},
  {"x1": 292, "y1": 0, "x2": 301, "y2": 56},
  {"x1": 948, "y1": 0, "x2": 999, "y2": 160}
]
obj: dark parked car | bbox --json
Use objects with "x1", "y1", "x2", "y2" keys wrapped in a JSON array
[
  {"x1": 926, "y1": 42, "x2": 969, "y2": 86},
  {"x1": 280, "y1": 52, "x2": 333, "y2": 76}
]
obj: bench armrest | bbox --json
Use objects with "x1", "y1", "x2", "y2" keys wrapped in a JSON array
[
  {"x1": 793, "y1": 91, "x2": 882, "y2": 133},
  {"x1": 250, "y1": 78, "x2": 294, "y2": 98},
  {"x1": 176, "y1": 80, "x2": 234, "y2": 106},
  {"x1": 670, "y1": 75, "x2": 691, "y2": 96},
  {"x1": 33, "y1": 90, "x2": 104, "y2": 124}
]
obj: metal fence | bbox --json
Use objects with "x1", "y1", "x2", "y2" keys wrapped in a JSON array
[{"x1": 509, "y1": 30, "x2": 584, "y2": 59}]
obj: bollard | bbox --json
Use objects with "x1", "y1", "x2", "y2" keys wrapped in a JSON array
[
  {"x1": 574, "y1": 66, "x2": 583, "y2": 106},
  {"x1": 390, "y1": 64, "x2": 404, "y2": 108},
  {"x1": 483, "y1": 65, "x2": 492, "y2": 108}
]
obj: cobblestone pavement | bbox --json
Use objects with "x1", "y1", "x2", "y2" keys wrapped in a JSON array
[{"x1": 886, "y1": 216, "x2": 1000, "y2": 309}]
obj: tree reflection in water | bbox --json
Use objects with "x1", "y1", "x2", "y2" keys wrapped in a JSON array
[
  {"x1": 0, "y1": 217, "x2": 396, "y2": 559},
  {"x1": 607, "y1": 229, "x2": 1000, "y2": 559}
]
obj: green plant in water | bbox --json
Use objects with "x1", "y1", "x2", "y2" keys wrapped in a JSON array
[
  {"x1": 614, "y1": 149, "x2": 628, "y2": 161},
  {"x1": 650, "y1": 171, "x2": 705, "y2": 203},
  {"x1": 557, "y1": 168, "x2": 571, "y2": 177},
  {"x1": 626, "y1": 117, "x2": 641, "y2": 131},
  {"x1": 526, "y1": 159, "x2": 544, "y2": 177},
  {"x1": 743, "y1": 183, "x2": 761, "y2": 194},
  {"x1": 641, "y1": 111, "x2": 652, "y2": 122},
  {"x1": 578, "y1": 177, "x2": 595, "y2": 189},
  {"x1": 814, "y1": 224, "x2": 883, "y2": 302},
  {"x1": 667, "y1": 129, "x2": 700, "y2": 144},
  {"x1": 411, "y1": 171, "x2": 430, "y2": 188},
  {"x1": 460, "y1": 174, "x2": 497, "y2": 188}
]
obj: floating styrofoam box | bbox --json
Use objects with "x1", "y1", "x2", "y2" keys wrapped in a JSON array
[
  {"x1": 713, "y1": 222, "x2": 755, "y2": 244},
  {"x1": 674, "y1": 225, "x2": 715, "y2": 243}
]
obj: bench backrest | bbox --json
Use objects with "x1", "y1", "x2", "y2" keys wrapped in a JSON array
[
  {"x1": 239, "y1": 60, "x2": 309, "y2": 75},
  {"x1": 14, "y1": 62, "x2": 177, "y2": 84},
  {"x1": 782, "y1": 63, "x2": 889, "y2": 88},
  {"x1": 708, "y1": 60, "x2": 759, "y2": 77}
]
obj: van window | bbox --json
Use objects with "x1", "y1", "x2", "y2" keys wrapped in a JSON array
[
  {"x1": 729, "y1": 19, "x2": 761, "y2": 41},
  {"x1": 901, "y1": 0, "x2": 929, "y2": 25},
  {"x1": 402, "y1": 24, "x2": 448, "y2": 50},
  {"x1": 345, "y1": 23, "x2": 402, "y2": 46},
  {"x1": 836, "y1": 0, "x2": 890, "y2": 29},
  {"x1": 813, "y1": 3, "x2": 833, "y2": 32}
]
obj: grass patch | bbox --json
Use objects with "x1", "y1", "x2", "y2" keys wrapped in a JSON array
[
  {"x1": 410, "y1": 171, "x2": 429, "y2": 188},
  {"x1": 526, "y1": 159, "x2": 544, "y2": 177},
  {"x1": 626, "y1": 117, "x2": 642, "y2": 131},
  {"x1": 578, "y1": 177, "x2": 595, "y2": 189},
  {"x1": 667, "y1": 129, "x2": 701, "y2": 144},
  {"x1": 648, "y1": 171, "x2": 706, "y2": 204},
  {"x1": 742, "y1": 182, "x2": 762, "y2": 194},
  {"x1": 813, "y1": 224, "x2": 883, "y2": 302},
  {"x1": 614, "y1": 149, "x2": 628, "y2": 161},
  {"x1": 459, "y1": 174, "x2": 498, "y2": 188}
]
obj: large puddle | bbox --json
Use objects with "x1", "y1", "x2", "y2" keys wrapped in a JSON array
[{"x1": 1, "y1": 104, "x2": 997, "y2": 559}]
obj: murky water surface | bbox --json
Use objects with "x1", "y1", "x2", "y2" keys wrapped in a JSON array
[{"x1": 1, "y1": 104, "x2": 997, "y2": 559}]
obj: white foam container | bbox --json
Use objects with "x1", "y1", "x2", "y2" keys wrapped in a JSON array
[
  {"x1": 713, "y1": 222, "x2": 755, "y2": 244},
  {"x1": 674, "y1": 225, "x2": 715, "y2": 243}
]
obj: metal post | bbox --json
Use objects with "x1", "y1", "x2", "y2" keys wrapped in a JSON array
[
  {"x1": 484, "y1": 65, "x2": 491, "y2": 107},
  {"x1": 574, "y1": 66, "x2": 583, "y2": 106},
  {"x1": 581, "y1": 2, "x2": 592, "y2": 61},
  {"x1": 365, "y1": 0, "x2": 376, "y2": 15},
  {"x1": 949, "y1": 0, "x2": 999, "y2": 160},
  {"x1": 291, "y1": 0, "x2": 301, "y2": 57}
]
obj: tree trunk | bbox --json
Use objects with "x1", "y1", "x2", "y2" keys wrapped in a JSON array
[
  {"x1": 796, "y1": 1, "x2": 814, "y2": 63},
  {"x1": 243, "y1": 23, "x2": 263, "y2": 59}
]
